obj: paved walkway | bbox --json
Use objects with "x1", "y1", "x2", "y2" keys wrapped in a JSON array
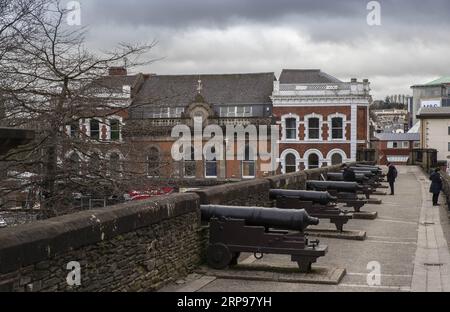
[{"x1": 161, "y1": 166, "x2": 450, "y2": 292}]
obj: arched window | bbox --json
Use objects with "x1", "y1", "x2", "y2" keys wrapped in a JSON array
[
  {"x1": 205, "y1": 147, "x2": 217, "y2": 178},
  {"x1": 308, "y1": 153, "x2": 320, "y2": 169},
  {"x1": 242, "y1": 145, "x2": 255, "y2": 178},
  {"x1": 147, "y1": 147, "x2": 160, "y2": 177},
  {"x1": 331, "y1": 153, "x2": 343, "y2": 165},
  {"x1": 285, "y1": 153, "x2": 297, "y2": 173},
  {"x1": 69, "y1": 153, "x2": 81, "y2": 174},
  {"x1": 183, "y1": 147, "x2": 196, "y2": 178},
  {"x1": 285, "y1": 118, "x2": 297, "y2": 140},
  {"x1": 331, "y1": 117, "x2": 344, "y2": 139},
  {"x1": 89, "y1": 152, "x2": 101, "y2": 174},
  {"x1": 308, "y1": 117, "x2": 320, "y2": 139},
  {"x1": 90, "y1": 119, "x2": 100, "y2": 140},
  {"x1": 109, "y1": 153, "x2": 120, "y2": 177}
]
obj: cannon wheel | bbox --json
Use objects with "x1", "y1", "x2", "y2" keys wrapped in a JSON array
[
  {"x1": 230, "y1": 252, "x2": 241, "y2": 266},
  {"x1": 206, "y1": 243, "x2": 232, "y2": 269},
  {"x1": 297, "y1": 261, "x2": 312, "y2": 273}
]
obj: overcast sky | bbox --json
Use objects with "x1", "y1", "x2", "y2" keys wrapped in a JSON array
[{"x1": 75, "y1": 0, "x2": 450, "y2": 100}]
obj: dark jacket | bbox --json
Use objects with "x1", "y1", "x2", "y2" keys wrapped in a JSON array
[
  {"x1": 429, "y1": 172, "x2": 442, "y2": 194},
  {"x1": 387, "y1": 165, "x2": 397, "y2": 182},
  {"x1": 343, "y1": 168, "x2": 356, "y2": 182}
]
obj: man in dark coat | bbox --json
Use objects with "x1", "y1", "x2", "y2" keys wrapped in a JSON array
[
  {"x1": 342, "y1": 164, "x2": 356, "y2": 182},
  {"x1": 429, "y1": 168, "x2": 443, "y2": 206},
  {"x1": 386, "y1": 163, "x2": 398, "y2": 195}
]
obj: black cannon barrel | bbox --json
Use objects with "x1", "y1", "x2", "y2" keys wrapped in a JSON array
[
  {"x1": 269, "y1": 189, "x2": 337, "y2": 205},
  {"x1": 349, "y1": 170, "x2": 375, "y2": 178},
  {"x1": 306, "y1": 180, "x2": 363, "y2": 193},
  {"x1": 349, "y1": 166, "x2": 381, "y2": 174},
  {"x1": 327, "y1": 172, "x2": 369, "y2": 182},
  {"x1": 200, "y1": 205, "x2": 319, "y2": 232},
  {"x1": 354, "y1": 164, "x2": 382, "y2": 170}
]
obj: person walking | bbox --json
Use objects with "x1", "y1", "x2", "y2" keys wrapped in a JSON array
[
  {"x1": 429, "y1": 168, "x2": 443, "y2": 206},
  {"x1": 386, "y1": 162, "x2": 398, "y2": 195}
]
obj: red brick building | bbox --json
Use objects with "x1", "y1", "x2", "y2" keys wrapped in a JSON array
[
  {"x1": 272, "y1": 69, "x2": 371, "y2": 172},
  {"x1": 372, "y1": 132, "x2": 420, "y2": 165}
]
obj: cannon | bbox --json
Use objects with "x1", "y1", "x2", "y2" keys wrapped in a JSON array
[
  {"x1": 327, "y1": 172, "x2": 377, "y2": 198},
  {"x1": 269, "y1": 189, "x2": 352, "y2": 232},
  {"x1": 269, "y1": 189, "x2": 337, "y2": 205},
  {"x1": 354, "y1": 164, "x2": 382, "y2": 170},
  {"x1": 306, "y1": 180, "x2": 367, "y2": 212},
  {"x1": 327, "y1": 172, "x2": 369, "y2": 183},
  {"x1": 201, "y1": 205, "x2": 327, "y2": 272},
  {"x1": 351, "y1": 169, "x2": 384, "y2": 183}
]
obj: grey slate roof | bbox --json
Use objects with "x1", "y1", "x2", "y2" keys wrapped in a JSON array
[
  {"x1": 279, "y1": 69, "x2": 342, "y2": 84},
  {"x1": 93, "y1": 75, "x2": 140, "y2": 93},
  {"x1": 132, "y1": 72, "x2": 276, "y2": 108},
  {"x1": 417, "y1": 107, "x2": 450, "y2": 118},
  {"x1": 374, "y1": 132, "x2": 420, "y2": 141}
]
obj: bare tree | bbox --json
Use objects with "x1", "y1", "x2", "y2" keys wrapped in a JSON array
[{"x1": 0, "y1": 0, "x2": 156, "y2": 216}]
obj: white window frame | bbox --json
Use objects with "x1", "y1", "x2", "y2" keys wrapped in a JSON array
[
  {"x1": 281, "y1": 114, "x2": 300, "y2": 141},
  {"x1": 304, "y1": 113, "x2": 323, "y2": 141},
  {"x1": 204, "y1": 160, "x2": 218, "y2": 178},
  {"x1": 241, "y1": 146, "x2": 256, "y2": 179},
  {"x1": 106, "y1": 116, "x2": 124, "y2": 142},
  {"x1": 326, "y1": 149, "x2": 348, "y2": 165},
  {"x1": 303, "y1": 149, "x2": 324, "y2": 169},
  {"x1": 327, "y1": 113, "x2": 347, "y2": 141},
  {"x1": 280, "y1": 149, "x2": 301, "y2": 174}
]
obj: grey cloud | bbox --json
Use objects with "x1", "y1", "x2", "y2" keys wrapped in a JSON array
[{"x1": 77, "y1": 0, "x2": 450, "y2": 100}]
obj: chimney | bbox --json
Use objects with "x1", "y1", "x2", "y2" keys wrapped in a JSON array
[
  {"x1": 108, "y1": 66, "x2": 127, "y2": 76},
  {"x1": 351, "y1": 78, "x2": 357, "y2": 83},
  {"x1": 363, "y1": 79, "x2": 369, "y2": 83}
]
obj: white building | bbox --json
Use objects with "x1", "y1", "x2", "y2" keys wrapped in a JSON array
[{"x1": 417, "y1": 107, "x2": 450, "y2": 168}]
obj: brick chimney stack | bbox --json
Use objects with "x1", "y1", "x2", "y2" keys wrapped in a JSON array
[{"x1": 108, "y1": 66, "x2": 127, "y2": 76}]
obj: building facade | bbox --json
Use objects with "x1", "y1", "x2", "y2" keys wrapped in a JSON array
[
  {"x1": 125, "y1": 72, "x2": 276, "y2": 182},
  {"x1": 371, "y1": 132, "x2": 420, "y2": 165},
  {"x1": 411, "y1": 76, "x2": 450, "y2": 125},
  {"x1": 417, "y1": 107, "x2": 450, "y2": 168},
  {"x1": 272, "y1": 69, "x2": 371, "y2": 172}
]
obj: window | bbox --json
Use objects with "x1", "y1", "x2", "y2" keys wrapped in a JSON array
[
  {"x1": 242, "y1": 146, "x2": 255, "y2": 178},
  {"x1": 205, "y1": 147, "x2": 217, "y2": 178},
  {"x1": 331, "y1": 153, "x2": 343, "y2": 165},
  {"x1": 219, "y1": 106, "x2": 252, "y2": 117},
  {"x1": 90, "y1": 119, "x2": 100, "y2": 140},
  {"x1": 110, "y1": 119, "x2": 120, "y2": 141},
  {"x1": 448, "y1": 142, "x2": 450, "y2": 152},
  {"x1": 69, "y1": 121, "x2": 78, "y2": 137},
  {"x1": 285, "y1": 118, "x2": 297, "y2": 140},
  {"x1": 331, "y1": 117, "x2": 343, "y2": 139},
  {"x1": 183, "y1": 147, "x2": 196, "y2": 178},
  {"x1": 387, "y1": 141, "x2": 409, "y2": 149},
  {"x1": 285, "y1": 153, "x2": 297, "y2": 173},
  {"x1": 448, "y1": 126, "x2": 450, "y2": 135},
  {"x1": 147, "y1": 147, "x2": 160, "y2": 177},
  {"x1": 308, "y1": 118, "x2": 320, "y2": 139},
  {"x1": 109, "y1": 153, "x2": 120, "y2": 177},
  {"x1": 89, "y1": 153, "x2": 101, "y2": 174},
  {"x1": 69, "y1": 153, "x2": 81, "y2": 174},
  {"x1": 308, "y1": 153, "x2": 319, "y2": 169}
]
